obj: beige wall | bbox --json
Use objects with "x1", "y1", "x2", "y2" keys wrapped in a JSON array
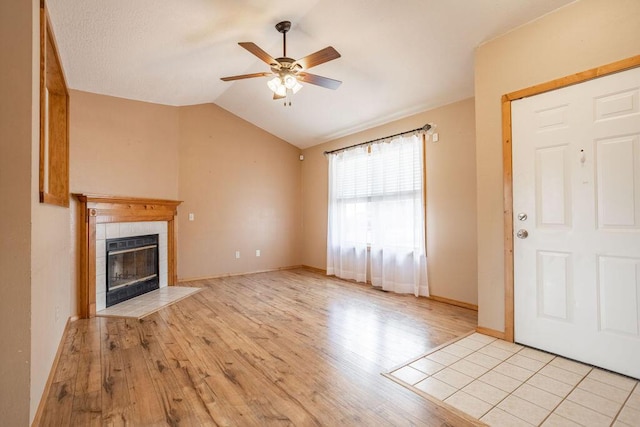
[
  {"x1": 475, "y1": 0, "x2": 640, "y2": 332},
  {"x1": 70, "y1": 90, "x2": 180, "y2": 199},
  {"x1": 16, "y1": 88, "x2": 302, "y2": 420},
  {"x1": 301, "y1": 98, "x2": 478, "y2": 305},
  {"x1": 69, "y1": 92, "x2": 303, "y2": 281},
  {"x1": 31, "y1": 178, "x2": 72, "y2": 418},
  {"x1": 0, "y1": 0, "x2": 35, "y2": 424},
  {"x1": 0, "y1": 0, "x2": 73, "y2": 422},
  {"x1": 177, "y1": 104, "x2": 303, "y2": 280}
]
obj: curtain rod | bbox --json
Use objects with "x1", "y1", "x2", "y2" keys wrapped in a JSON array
[{"x1": 323, "y1": 123, "x2": 432, "y2": 156}]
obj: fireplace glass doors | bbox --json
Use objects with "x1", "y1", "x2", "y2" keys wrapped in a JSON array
[{"x1": 106, "y1": 234, "x2": 159, "y2": 307}]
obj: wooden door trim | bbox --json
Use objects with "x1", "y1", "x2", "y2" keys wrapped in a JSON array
[{"x1": 502, "y1": 55, "x2": 640, "y2": 342}]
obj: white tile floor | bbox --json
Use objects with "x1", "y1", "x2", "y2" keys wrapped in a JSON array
[
  {"x1": 387, "y1": 333, "x2": 640, "y2": 426},
  {"x1": 96, "y1": 286, "x2": 201, "y2": 319}
]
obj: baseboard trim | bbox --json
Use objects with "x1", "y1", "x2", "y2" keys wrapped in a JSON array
[
  {"x1": 476, "y1": 326, "x2": 506, "y2": 340},
  {"x1": 31, "y1": 316, "x2": 74, "y2": 427},
  {"x1": 427, "y1": 295, "x2": 478, "y2": 311},
  {"x1": 177, "y1": 265, "x2": 303, "y2": 283},
  {"x1": 301, "y1": 265, "x2": 326, "y2": 274}
]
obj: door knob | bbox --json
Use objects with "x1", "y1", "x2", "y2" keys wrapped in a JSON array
[{"x1": 516, "y1": 229, "x2": 528, "y2": 239}]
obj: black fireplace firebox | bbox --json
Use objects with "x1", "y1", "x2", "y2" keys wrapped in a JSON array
[{"x1": 106, "y1": 234, "x2": 159, "y2": 307}]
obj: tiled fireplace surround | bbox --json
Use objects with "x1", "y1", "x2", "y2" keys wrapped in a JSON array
[
  {"x1": 95, "y1": 221, "x2": 168, "y2": 311},
  {"x1": 74, "y1": 194, "x2": 182, "y2": 318}
]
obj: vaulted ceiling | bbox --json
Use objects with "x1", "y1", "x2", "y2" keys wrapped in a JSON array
[{"x1": 46, "y1": 0, "x2": 575, "y2": 148}]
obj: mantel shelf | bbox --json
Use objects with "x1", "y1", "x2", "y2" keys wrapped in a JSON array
[{"x1": 74, "y1": 193, "x2": 183, "y2": 207}]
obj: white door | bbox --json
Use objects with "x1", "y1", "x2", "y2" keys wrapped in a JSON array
[{"x1": 513, "y1": 66, "x2": 640, "y2": 379}]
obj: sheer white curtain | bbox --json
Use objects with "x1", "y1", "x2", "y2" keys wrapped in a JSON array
[
  {"x1": 326, "y1": 134, "x2": 429, "y2": 297},
  {"x1": 326, "y1": 145, "x2": 369, "y2": 282}
]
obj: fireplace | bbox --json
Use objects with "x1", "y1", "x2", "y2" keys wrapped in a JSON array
[
  {"x1": 74, "y1": 194, "x2": 182, "y2": 318},
  {"x1": 106, "y1": 234, "x2": 159, "y2": 307}
]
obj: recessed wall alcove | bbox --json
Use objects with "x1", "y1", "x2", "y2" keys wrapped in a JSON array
[{"x1": 74, "y1": 194, "x2": 182, "y2": 318}]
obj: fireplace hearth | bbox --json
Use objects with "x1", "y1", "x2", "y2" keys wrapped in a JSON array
[{"x1": 106, "y1": 234, "x2": 159, "y2": 307}]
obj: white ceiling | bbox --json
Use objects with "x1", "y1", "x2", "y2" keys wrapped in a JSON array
[{"x1": 46, "y1": 0, "x2": 575, "y2": 149}]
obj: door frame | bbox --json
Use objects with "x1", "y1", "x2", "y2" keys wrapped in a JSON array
[{"x1": 501, "y1": 55, "x2": 640, "y2": 342}]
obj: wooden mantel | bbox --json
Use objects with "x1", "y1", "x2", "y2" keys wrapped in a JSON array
[{"x1": 74, "y1": 194, "x2": 182, "y2": 318}]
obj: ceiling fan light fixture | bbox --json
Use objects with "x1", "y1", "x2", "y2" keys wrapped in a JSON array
[
  {"x1": 291, "y1": 80, "x2": 303, "y2": 94},
  {"x1": 283, "y1": 74, "x2": 297, "y2": 89},
  {"x1": 268, "y1": 78, "x2": 287, "y2": 97},
  {"x1": 267, "y1": 76, "x2": 283, "y2": 94}
]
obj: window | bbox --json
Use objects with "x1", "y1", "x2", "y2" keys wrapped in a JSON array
[{"x1": 327, "y1": 134, "x2": 428, "y2": 296}]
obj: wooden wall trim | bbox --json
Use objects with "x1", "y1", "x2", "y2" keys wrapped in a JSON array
[
  {"x1": 177, "y1": 265, "x2": 305, "y2": 283},
  {"x1": 168, "y1": 220, "x2": 176, "y2": 285},
  {"x1": 73, "y1": 194, "x2": 182, "y2": 318},
  {"x1": 502, "y1": 96, "x2": 514, "y2": 343},
  {"x1": 301, "y1": 265, "x2": 327, "y2": 274},
  {"x1": 39, "y1": 2, "x2": 70, "y2": 207},
  {"x1": 476, "y1": 326, "x2": 505, "y2": 340},
  {"x1": 504, "y1": 55, "x2": 640, "y2": 102},
  {"x1": 74, "y1": 194, "x2": 184, "y2": 207},
  {"x1": 501, "y1": 55, "x2": 640, "y2": 343},
  {"x1": 428, "y1": 295, "x2": 478, "y2": 312},
  {"x1": 30, "y1": 316, "x2": 74, "y2": 427}
]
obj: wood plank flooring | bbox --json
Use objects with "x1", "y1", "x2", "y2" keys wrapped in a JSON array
[{"x1": 37, "y1": 268, "x2": 478, "y2": 426}]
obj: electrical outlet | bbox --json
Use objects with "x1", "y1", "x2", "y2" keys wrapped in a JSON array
[
  {"x1": 235, "y1": 251, "x2": 240, "y2": 259},
  {"x1": 432, "y1": 132, "x2": 439, "y2": 142},
  {"x1": 256, "y1": 249, "x2": 261, "y2": 257},
  {"x1": 188, "y1": 213, "x2": 195, "y2": 221}
]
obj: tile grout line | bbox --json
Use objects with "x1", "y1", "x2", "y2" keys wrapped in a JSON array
[
  {"x1": 610, "y1": 379, "x2": 638, "y2": 425},
  {"x1": 479, "y1": 353, "x2": 636, "y2": 425},
  {"x1": 388, "y1": 334, "x2": 639, "y2": 427},
  {"x1": 534, "y1": 364, "x2": 594, "y2": 426},
  {"x1": 427, "y1": 335, "x2": 501, "y2": 420},
  {"x1": 479, "y1": 345, "x2": 636, "y2": 425},
  {"x1": 554, "y1": 368, "x2": 637, "y2": 423},
  {"x1": 477, "y1": 346, "x2": 555, "y2": 425},
  {"x1": 438, "y1": 340, "x2": 528, "y2": 422}
]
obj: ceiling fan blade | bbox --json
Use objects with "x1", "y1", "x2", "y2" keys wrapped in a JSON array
[
  {"x1": 220, "y1": 72, "x2": 272, "y2": 82},
  {"x1": 298, "y1": 73, "x2": 342, "y2": 90},
  {"x1": 238, "y1": 42, "x2": 277, "y2": 65},
  {"x1": 273, "y1": 92, "x2": 286, "y2": 100},
  {"x1": 295, "y1": 46, "x2": 340, "y2": 70}
]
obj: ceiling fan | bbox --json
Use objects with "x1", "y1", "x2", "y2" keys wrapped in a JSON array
[{"x1": 220, "y1": 21, "x2": 341, "y2": 105}]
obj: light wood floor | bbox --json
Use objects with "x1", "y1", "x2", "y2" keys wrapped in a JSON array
[{"x1": 38, "y1": 268, "x2": 478, "y2": 426}]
